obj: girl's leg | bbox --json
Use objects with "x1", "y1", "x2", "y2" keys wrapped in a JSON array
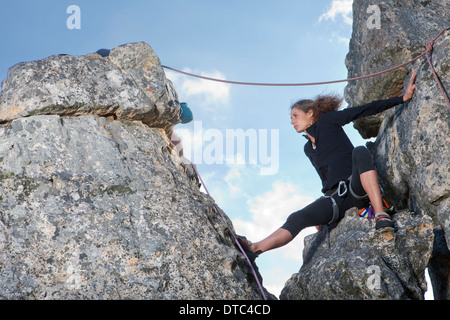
[
  {"x1": 360, "y1": 170, "x2": 383, "y2": 213},
  {"x1": 351, "y1": 146, "x2": 394, "y2": 229},
  {"x1": 250, "y1": 228, "x2": 292, "y2": 253},
  {"x1": 250, "y1": 196, "x2": 335, "y2": 253}
]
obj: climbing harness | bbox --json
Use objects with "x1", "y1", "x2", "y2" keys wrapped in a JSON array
[
  {"x1": 322, "y1": 177, "x2": 351, "y2": 227},
  {"x1": 321, "y1": 180, "x2": 348, "y2": 248},
  {"x1": 323, "y1": 195, "x2": 340, "y2": 226},
  {"x1": 348, "y1": 176, "x2": 368, "y2": 200},
  {"x1": 189, "y1": 162, "x2": 267, "y2": 300},
  {"x1": 321, "y1": 188, "x2": 341, "y2": 227},
  {"x1": 163, "y1": 27, "x2": 449, "y2": 108},
  {"x1": 321, "y1": 175, "x2": 393, "y2": 247}
]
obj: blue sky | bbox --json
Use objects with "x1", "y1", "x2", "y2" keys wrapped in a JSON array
[{"x1": 1, "y1": 0, "x2": 432, "y2": 299}]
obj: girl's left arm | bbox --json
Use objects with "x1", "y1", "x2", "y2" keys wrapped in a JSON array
[
  {"x1": 331, "y1": 70, "x2": 417, "y2": 126},
  {"x1": 402, "y1": 70, "x2": 417, "y2": 102}
]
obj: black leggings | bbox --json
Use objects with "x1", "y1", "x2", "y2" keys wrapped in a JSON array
[{"x1": 281, "y1": 146, "x2": 375, "y2": 238}]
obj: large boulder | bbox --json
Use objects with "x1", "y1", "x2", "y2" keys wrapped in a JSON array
[
  {"x1": 0, "y1": 42, "x2": 180, "y2": 131},
  {"x1": 280, "y1": 209, "x2": 434, "y2": 300},
  {"x1": 0, "y1": 114, "x2": 269, "y2": 299},
  {"x1": 344, "y1": 0, "x2": 449, "y2": 139},
  {"x1": 344, "y1": 0, "x2": 449, "y2": 299}
]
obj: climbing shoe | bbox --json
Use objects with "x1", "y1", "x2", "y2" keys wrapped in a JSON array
[
  {"x1": 235, "y1": 235, "x2": 264, "y2": 286},
  {"x1": 236, "y1": 235, "x2": 262, "y2": 262},
  {"x1": 375, "y1": 212, "x2": 394, "y2": 230},
  {"x1": 236, "y1": 235, "x2": 251, "y2": 250}
]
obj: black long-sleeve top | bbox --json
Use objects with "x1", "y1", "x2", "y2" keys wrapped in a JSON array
[{"x1": 304, "y1": 96, "x2": 404, "y2": 194}]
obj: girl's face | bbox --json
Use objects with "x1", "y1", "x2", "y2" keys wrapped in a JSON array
[{"x1": 290, "y1": 108, "x2": 313, "y2": 133}]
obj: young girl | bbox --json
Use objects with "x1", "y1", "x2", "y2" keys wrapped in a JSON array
[{"x1": 239, "y1": 70, "x2": 417, "y2": 260}]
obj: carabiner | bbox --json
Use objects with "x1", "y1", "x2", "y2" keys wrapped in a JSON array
[{"x1": 337, "y1": 180, "x2": 348, "y2": 197}]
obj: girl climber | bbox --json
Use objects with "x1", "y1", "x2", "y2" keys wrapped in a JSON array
[{"x1": 239, "y1": 70, "x2": 417, "y2": 261}]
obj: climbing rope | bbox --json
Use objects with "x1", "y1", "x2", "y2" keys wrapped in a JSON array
[
  {"x1": 425, "y1": 30, "x2": 450, "y2": 109},
  {"x1": 163, "y1": 27, "x2": 449, "y2": 108},
  {"x1": 189, "y1": 162, "x2": 267, "y2": 300}
]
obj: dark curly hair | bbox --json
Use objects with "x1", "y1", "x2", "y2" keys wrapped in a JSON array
[{"x1": 291, "y1": 94, "x2": 343, "y2": 123}]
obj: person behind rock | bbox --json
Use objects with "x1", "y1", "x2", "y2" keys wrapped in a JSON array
[
  {"x1": 238, "y1": 70, "x2": 417, "y2": 261},
  {"x1": 168, "y1": 102, "x2": 193, "y2": 157},
  {"x1": 95, "y1": 48, "x2": 111, "y2": 57},
  {"x1": 93, "y1": 47, "x2": 193, "y2": 159}
]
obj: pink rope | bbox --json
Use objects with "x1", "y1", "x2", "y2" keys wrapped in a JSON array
[
  {"x1": 163, "y1": 27, "x2": 449, "y2": 107},
  {"x1": 190, "y1": 162, "x2": 267, "y2": 300},
  {"x1": 425, "y1": 37, "x2": 450, "y2": 108}
]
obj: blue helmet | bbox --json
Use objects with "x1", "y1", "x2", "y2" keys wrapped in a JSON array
[{"x1": 180, "y1": 102, "x2": 193, "y2": 124}]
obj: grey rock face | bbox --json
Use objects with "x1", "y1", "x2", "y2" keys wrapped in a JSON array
[
  {"x1": 0, "y1": 115, "x2": 264, "y2": 299},
  {"x1": 344, "y1": 0, "x2": 449, "y2": 299},
  {"x1": 280, "y1": 210, "x2": 434, "y2": 300},
  {"x1": 0, "y1": 42, "x2": 180, "y2": 131},
  {"x1": 345, "y1": 0, "x2": 449, "y2": 139}
]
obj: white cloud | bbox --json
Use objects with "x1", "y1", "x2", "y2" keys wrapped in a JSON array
[
  {"x1": 224, "y1": 166, "x2": 244, "y2": 196},
  {"x1": 233, "y1": 181, "x2": 316, "y2": 263},
  {"x1": 328, "y1": 32, "x2": 350, "y2": 45},
  {"x1": 232, "y1": 181, "x2": 317, "y2": 298},
  {"x1": 319, "y1": 0, "x2": 353, "y2": 25},
  {"x1": 165, "y1": 68, "x2": 230, "y2": 103}
]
